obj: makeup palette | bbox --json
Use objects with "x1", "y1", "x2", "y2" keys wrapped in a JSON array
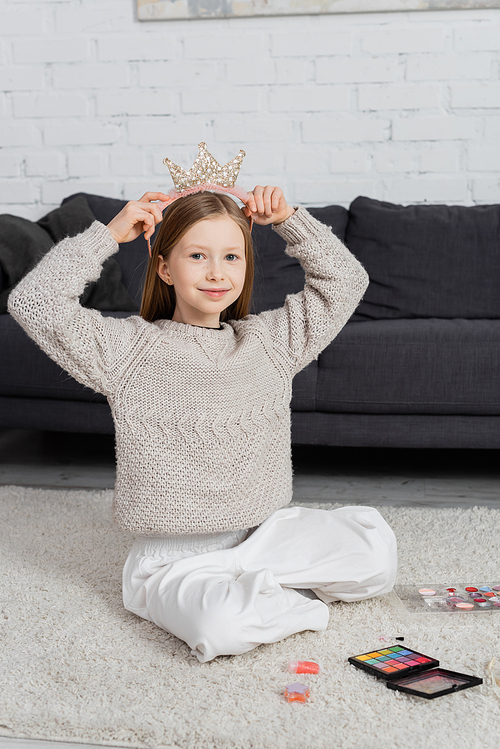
[
  {"x1": 395, "y1": 583, "x2": 500, "y2": 614},
  {"x1": 386, "y1": 668, "x2": 483, "y2": 699},
  {"x1": 349, "y1": 647, "x2": 483, "y2": 699},
  {"x1": 348, "y1": 646, "x2": 439, "y2": 680}
]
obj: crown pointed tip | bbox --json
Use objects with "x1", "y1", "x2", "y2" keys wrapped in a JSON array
[{"x1": 163, "y1": 142, "x2": 246, "y2": 193}]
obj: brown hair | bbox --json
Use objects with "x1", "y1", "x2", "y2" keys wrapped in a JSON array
[{"x1": 140, "y1": 191, "x2": 254, "y2": 324}]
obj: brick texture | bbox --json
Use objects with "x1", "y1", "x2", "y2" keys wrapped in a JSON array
[{"x1": 0, "y1": 0, "x2": 499, "y2": 218}]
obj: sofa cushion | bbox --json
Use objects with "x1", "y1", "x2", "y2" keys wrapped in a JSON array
[
  {"x1": 0, "y1": 311, "x2": 132, "y2": 403},
  {"x1": 0, "y1": 216, "x2": 54, "y2": 314},
  {"x1": 250, "y1": 204, "x2": 349, "y2": 314},
  {"x1": 0, "y1": 196, "x2": 137, "y2": 314},
  {"x1": 1, "y1": 197, "x2": 347, "y2": 406},
  {"x1": 345, "y1": 196, "x2": 500, "y2": 320},
  {"x1": 42, "y1": 195, "x2": 137, "y2": 312},
  {"x1": 65, "y1": 193, "x2": 349, "y2": 316},
  {"x1": 63, "y1": 193, "x2": 152, "y2": 308},
  {"x1": 317, "y1": 318, "x2": 500, "y2": 414},
  {"x1": 0, "y1": 307, "x2": 318, "y2": 410}
]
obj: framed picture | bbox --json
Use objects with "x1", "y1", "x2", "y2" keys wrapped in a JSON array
[{"x1": 137, "y1": 0, "x2": 500, "y2": 21}]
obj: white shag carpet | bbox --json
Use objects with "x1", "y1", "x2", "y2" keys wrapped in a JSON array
[{"x1": 0, "y1": 485, "x2": 499, "y2": 749}]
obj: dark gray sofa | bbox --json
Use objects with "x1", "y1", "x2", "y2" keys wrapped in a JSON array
[{"x1": 1, "y1": 192, "x2": 500, "y2": 448}]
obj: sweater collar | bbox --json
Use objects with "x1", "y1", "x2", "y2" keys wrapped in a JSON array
[{"x1": 154, "y1": 318, "x2": 233, "y2": 339}]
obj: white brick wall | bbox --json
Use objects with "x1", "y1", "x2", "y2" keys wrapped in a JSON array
[{"x1": 0, "y1": 0, "x2": 500, "y2": 218}]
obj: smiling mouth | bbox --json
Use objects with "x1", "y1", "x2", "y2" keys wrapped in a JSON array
[{"x1": 198, "y1": 289, "x2": 229, "y2": 297}]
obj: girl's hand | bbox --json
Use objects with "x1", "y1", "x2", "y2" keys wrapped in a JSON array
[
  {"x1": 107, "y1": 192, "x2": 170, "y2": 244},
  {"x1": 243, "y1": 185, "x2": 295, "y2": 226}
]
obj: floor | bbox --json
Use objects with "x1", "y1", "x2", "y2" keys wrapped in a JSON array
[{"x1": 0, "y1": 428, "x2": 499, "y2": 749}]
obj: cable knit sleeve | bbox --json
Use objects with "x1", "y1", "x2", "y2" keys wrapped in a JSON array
[
  {"x1": 257, "y1": 207, "x2": 370, "y2": 377},
  {"x1": 7, "y1": 221, "x2": 139, "y2": 397}
]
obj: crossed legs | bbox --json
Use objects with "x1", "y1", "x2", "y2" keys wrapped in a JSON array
[{"x1": 123, "y1": 505, "x2": 398, "y2": 662}]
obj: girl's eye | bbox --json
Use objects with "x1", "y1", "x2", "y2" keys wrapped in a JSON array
[{"x1": 190, "y1": 254, "x2": 239, "y2": 261}]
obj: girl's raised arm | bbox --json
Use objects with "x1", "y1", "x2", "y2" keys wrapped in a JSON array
[
  {"x1": 254, "y1": 195, "x2": 369, "y2": 377},
  {"x1": 7, "y1": 193, "x2": 167, "y2": 397}
]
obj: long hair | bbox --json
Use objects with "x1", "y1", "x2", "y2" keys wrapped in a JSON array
[{"x1": 140, "y1": 192, "x2": 254, "y2": 324}]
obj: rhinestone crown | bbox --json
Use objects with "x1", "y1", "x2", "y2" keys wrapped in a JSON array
[{"x1": 163, "y1": 142, "x2": 246, "y2": 193}]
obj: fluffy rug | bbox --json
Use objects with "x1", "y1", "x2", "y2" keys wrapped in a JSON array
[{"x1": 0, "y1": 485, "x2": 499, "y2": 749}]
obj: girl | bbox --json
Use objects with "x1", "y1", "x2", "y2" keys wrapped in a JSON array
[{"x1": 8, "y1": 180, "x2": 397, "y2": 663}]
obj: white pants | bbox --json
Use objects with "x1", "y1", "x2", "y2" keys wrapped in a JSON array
[{"x1": 123, "y1": 505, "x2": 397, "y2": 663}]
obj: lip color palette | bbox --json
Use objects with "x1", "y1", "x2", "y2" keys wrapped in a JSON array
[
  {"x1": 395, "y1": 583, "x2": 500, "y2": 614},
  {"x1": 348, "y1": 646, "x2": 439, "y2": 681}
]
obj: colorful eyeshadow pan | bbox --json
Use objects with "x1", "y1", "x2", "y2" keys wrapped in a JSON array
[
  {"x1": 349, "y1": 647, "x2": 439, "y2": 681},
  {"x1": 386, "y1": 668, "x2": 483, "y2": 700}
]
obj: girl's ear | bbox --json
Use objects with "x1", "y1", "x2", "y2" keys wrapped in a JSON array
[{"x1": 157, "y1": 254, "x2": 170, "y2": 284}]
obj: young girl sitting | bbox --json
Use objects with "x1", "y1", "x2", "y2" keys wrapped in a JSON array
[{"x1": 8, "y1": 164, "x2": 397, "y2": 663}]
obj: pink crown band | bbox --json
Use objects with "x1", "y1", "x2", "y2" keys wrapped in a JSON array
[
  {"x1": 165, "y1": 183, "x2": 250, "y2": 204},
  {"x1": 147, "y1": 183, "x2": 252, "y2": 257}
]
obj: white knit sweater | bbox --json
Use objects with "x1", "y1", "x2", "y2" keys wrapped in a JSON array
[{"x1": 8, "y1": 207, "x2": 369, "y2": 535}]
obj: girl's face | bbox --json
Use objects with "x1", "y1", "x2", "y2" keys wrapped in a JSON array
[{"x1": 157, "y1": 214, "x2": 247, "y2": 328}]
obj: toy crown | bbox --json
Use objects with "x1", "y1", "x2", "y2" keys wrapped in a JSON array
[
  {"x1": 163, "y1": 142, "x2": 246, "y2": 193},
  {"x1": 146, "y1": 142, "x2": 251, "y2": 257}
]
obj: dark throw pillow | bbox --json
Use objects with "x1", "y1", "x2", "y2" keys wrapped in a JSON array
[
  {"x1": 62, "y1": 194, "x2": 350, "y2": 315},
  {"x1": 345, "y1": 196, "x2": 500, "y2": 320},
  {"x1": 62, "y1": 193, "x2": 155, "y2": 308},
  {"x1": 0, "y1": 215, "x2": 54, "y2": 314},
  {"x1": 250, "y1": 204, "x2": 349, "y2": 315},
  {"x1": 1, "y1": 196, "x2": 138, "y2": 314}
]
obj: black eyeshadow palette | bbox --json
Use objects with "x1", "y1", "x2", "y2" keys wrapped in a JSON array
[
  {"x1": 348, "y1": 646, "x2": 439, "y2": 681},
  {"x1": 386, "y1": 668, "x2": 483, "y2": 699}
]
